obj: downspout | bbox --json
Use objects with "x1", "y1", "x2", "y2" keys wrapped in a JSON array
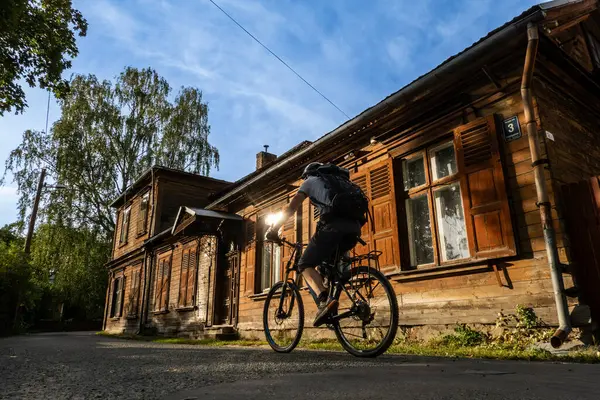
[{"x1": 521, "y1": 23, "x2": 571, "y2": 348}]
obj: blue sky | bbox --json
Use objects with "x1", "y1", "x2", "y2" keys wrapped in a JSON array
[{"x1": 0, "y1": 0, "x2": 540, "y2": 226}]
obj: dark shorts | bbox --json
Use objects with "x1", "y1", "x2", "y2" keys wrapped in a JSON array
[{"x1": 298, "y1": 218, "x2": 361, "y2": 270}]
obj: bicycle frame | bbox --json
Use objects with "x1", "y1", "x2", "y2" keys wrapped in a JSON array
[{"x1": 273, "y1": 237, "x2": 382, "y2": 322}]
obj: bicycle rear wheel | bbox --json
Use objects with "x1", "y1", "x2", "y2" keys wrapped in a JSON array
[
  {"x1": 263, "y1": 281, "x2": 304, "y2": 353},
  {"x1": 333, "y1": 266, "x2": 399, "y2": 358}
]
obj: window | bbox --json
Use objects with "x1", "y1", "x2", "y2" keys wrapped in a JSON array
[
  {"x1": 403, "y1": 141, "x2": 469, "y2": 267},
  {"x1": 110, "y1": 276, "x2": 124, "y2": 318},
  {"x1": 260, "y1": 241, "x2": 281, "y2": 291},
  {"x1": 137, "y1": 192, "x2": 150, "y2": 235},
  {"x1": 154, "y1": 257, "x2": 171, "y2": 311},
  {"x1": 256, "y1": 215, "x2": 282, "y2": 292},
  {"x1": 400, "y1": 116, "x2": 516, "y2": 267},
  {"x1": 127, "y1": 269, "x2": 141, "y2": 317},
  {"x1": 119, "y1": 207, "x2": 131, "y2": 244},
  {"x1": 178, "y1": 246, "x2": 197, "y2": 307}
]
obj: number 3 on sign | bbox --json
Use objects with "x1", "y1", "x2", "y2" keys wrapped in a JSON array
[{"x1": 502, "y1": 116, "x2": 521, "y2": 142}]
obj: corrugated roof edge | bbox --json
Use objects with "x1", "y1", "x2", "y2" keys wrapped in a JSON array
[{"x1": 205, "y1": 0, "x2": 582, "y2": 210}]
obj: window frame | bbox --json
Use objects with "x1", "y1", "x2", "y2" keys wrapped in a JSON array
[
  {"x1": 137, "y1": 192, "x2": 150, "y2": 236},
  {"x1": 401, "y1": 138, "x2": 470, "y2": 269},
  {"x1": 110, "y1": 275, "x2": 124, "y2": 318},
  {"x1": 119, "y1": 206, "x2": 131, "y2": 245},
  {"x1": 255, "y1": 215, "x2": 283, "y2": 293}
]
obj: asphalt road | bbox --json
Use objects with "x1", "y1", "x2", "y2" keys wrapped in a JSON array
[{"x1": 1, "y1": 332, "x2": 599, "y2": 400}]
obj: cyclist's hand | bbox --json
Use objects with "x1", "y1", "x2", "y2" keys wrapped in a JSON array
[{"x1": 265, "y1": 227, "x2": 281, "y2": 242}]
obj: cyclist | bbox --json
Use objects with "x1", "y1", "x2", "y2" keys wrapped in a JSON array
[{"x1": 266, "y1": 162, "x2": 362, "y2": 327}]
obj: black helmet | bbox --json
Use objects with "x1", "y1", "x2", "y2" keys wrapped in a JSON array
[{"x1": 301, "y1": 162, "x2": 323, "y2": 179}]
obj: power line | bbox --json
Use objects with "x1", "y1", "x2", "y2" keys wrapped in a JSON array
[{"x1": 208, "y1": 0, "x2": 350, "y2": 120}]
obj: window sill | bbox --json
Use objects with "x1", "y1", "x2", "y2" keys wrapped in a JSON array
[
  {"x1": 387, "y1": 262, "x2": 491, "y2": 282},
  {"x1": 118, "y1": 242, "x2": 129, "y2": 249},
  {"x1": 136, "y1": 231, "x2": 147, "y2": 239},
  {"x1": 126, "y1": 314, "x2": 138, "y2": 320},
  {"x1": 248, "y1": 292, "x2": 269, "y2": 301},
  {"x1": 110, "y1": 317, "x2": 121, "y2": 321},
  {"x1": 175, "y1": 306, "x2": 197, "y2": 312},
  {"x1": 151, "y1": 310, "x2": 169, "y2": 315}
]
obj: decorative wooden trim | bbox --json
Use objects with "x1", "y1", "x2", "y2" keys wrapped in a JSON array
[{"x1": 151, "y1": 310, "x2": 169, "y2": 315}]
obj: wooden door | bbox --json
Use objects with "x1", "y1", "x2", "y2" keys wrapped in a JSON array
[
  {"x1": 227, "y1": 251, "x2": 240, "y2": 326},
  {"x1": 214, "y1": 247, "x2": 240, "y2": 326},
  {"x1": 562, "y1": 177, "x2": 600, "y2": 325}
]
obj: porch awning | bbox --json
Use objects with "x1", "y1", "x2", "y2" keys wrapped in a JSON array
[{"x1": 171, "y1": 206, "x2": 243, "y2": 236}]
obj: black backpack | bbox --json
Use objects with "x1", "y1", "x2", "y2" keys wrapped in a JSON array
[{"x1": 314, "y1": 164, "x2": 369, "y2": 226}]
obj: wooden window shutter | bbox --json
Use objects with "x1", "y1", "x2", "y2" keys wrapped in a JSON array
[
  {"x1": 351, "y1": 161, "x2": 400, "y2": 271},
  {"x1": 186, "y1": 249, "x2": 197, "y2": 306},
  {"x1": 244, "y1": 216, "x2": 256, "y2": 295},
  {"x1": 137, "y1": 195, "x2": 149, "y2": 235},
  {"x1": 110, "y1": 278, "x2": 117, "y2": 317},
  {"x1": 367, "y1": 160, "x2": 400, "y2": 272},
  {"x1": 179, "y1": 251, "x2": 190, "y2": 306},
  {"x1": 118, "y1": 276, "x2": 125, "y2": 317},
  {"x1": 454, "y1": 115, "x2": 516, "y2": 259},
  {"x1": 162, "y1": 260, "x2": 170, "y2": 310},
  {"x1": 128, "y1": 270, "x2": 139, "y2": 315},
  {"x1": 154, "y1": 261, "x2": 163, "y2": 310}
]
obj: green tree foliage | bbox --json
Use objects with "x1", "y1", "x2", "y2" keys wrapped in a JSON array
[
  {"x1": 0, "y1": 0, "x2": 88, "y2": 115},
  {"x1": 2, "y1": 67, "x2": 219, "y2": 323},
  {"x1": 0, "y1": 224, "x2": 38, "y2": 333},
  {"x1": 31, "y1": 224, "x2": 110, "y2": 320},
  {"x1": 4, "y1": 66, "x2": 219, "y2": 234}
]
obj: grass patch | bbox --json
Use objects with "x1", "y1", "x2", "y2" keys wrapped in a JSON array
[{"x1": 97, "y1": 331, "x2": 600, "y2": 363}]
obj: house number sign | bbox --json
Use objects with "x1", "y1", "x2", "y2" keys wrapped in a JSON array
[{"x1": 502, "y1": 116, "x2": 522, "y2": 142}]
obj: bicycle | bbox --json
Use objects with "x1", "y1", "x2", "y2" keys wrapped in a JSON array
[{"x1": 262, "y1": 236, "x2": 399, "y2": 358}]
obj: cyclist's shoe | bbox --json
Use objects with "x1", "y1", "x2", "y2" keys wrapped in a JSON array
[{"x1": 313, "y1": 299, "x2": 338, "y2": 327}]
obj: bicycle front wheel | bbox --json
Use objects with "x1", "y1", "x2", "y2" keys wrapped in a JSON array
[
  {"x1": 263, "y1": 281, "x2": 304, "y2": 353},
  {"x1": 333, "y1": 266, "x2": 399, "y2": 358}
]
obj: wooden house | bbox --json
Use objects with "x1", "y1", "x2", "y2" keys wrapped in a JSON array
[{"x1": 103, "y1": 0, "x2": 600, "y2": 344}]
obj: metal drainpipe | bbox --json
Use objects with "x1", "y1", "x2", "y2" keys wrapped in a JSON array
[{"x1": 521, "y1": 23, "x2": 571, "y2": 348}]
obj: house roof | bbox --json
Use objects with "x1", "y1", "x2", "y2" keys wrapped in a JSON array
[
  {"x1": 205, "y1": 0, "x2": 591, "y2": 210},
  {"x1": 109, "y1": 165, "x2": 231, "y2": 208}
]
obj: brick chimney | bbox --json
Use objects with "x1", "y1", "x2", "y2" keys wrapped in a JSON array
[{"x1": 256, "y1": 145, "x2": 277, "y2": 170}]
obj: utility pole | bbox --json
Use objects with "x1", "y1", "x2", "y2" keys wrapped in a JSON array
[{"x1": 24, "y1": 168, "x2": 46, "y2": 254}]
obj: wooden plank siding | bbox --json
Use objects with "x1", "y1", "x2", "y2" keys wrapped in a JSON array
[
  {"x1": 233, "y1": 85, "x2": 578, "y2": 337},
  {"x1": 113, "y1": 187, "x2": 153, "y2": 260},
  {"x1": 147, "y1": 236, "x2": 217, "y2": 336}
]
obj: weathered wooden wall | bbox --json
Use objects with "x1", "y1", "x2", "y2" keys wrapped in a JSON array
[
  {"x1": 112, "y1": 186, "x2": 153, "y2": 260},
  {"x1": 234, "y1": 87, "x2": 568, "y2": 338},
  {"x1": 104, "y1": 255, "x2": 144, "y2": 334},
  {"x1": 155, "y1": 176, "x2": 230, "y2": 233}
]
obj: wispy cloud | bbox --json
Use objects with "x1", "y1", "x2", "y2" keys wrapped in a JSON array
[{"x1": 0, "y1": 0, "x2": 544, "y2": 225}]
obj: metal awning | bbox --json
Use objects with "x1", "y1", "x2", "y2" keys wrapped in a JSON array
[{"x1": 171, "y1": 206, "x2": 243, "y2": 236}]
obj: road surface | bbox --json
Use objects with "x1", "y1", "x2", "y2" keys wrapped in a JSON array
[{"x1": 1, "y1": 332, "x2": 598, "y2": 399}]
